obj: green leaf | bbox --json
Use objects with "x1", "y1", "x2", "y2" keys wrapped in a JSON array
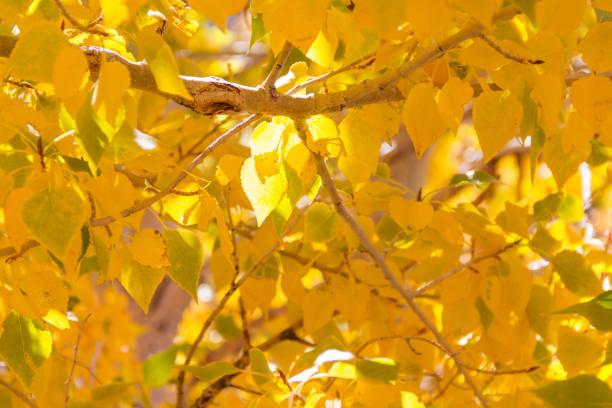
[
  {"x1": 91, "y1": 382, "x2": 130, "y2": 405},
  {"x1": 249, "y1": 348, "x2": 272, "y2": 386},
  {"x1": 75, "y1": 102, "x2": 111, "y2": 172},
  {"x1": 475, "y1": 296, "x2": 493, "y2": 330},
  {"x1": 304, "y1": 202, "x2": 338, "y2": 242},
  {"x1": 163, "y1": 229, "x2": 205, "y2": 301},
  {"x1": 558, "y1": 194, "x2": 584, "y2": 223},
  {"x1": 551, "y1": 250, "x2": 601, "y2": 297},
  {"x1": 22, "y1": 186, "x2": 85, "y2": 256},
  {"x1": 529, "y1": 223, "x2": 561, "y2": 259},
  {"x1": 215, "y1": 314, "x2": 241, "y2": 340},
  {"x1": 7, "y1": 22, "x2": 67, "y2": 82},
  {"x1": 533, "y1": 192, "x2": 562, "y2": 221},
  {"x1": 554, "y1": 290, "x2": 612, "y2": 331},
  {"x1": 449, "y1": 170, "x2": 497, "y2": 188},
  {"x1": 511, "y1": 0, "x2": 537, "y2": 22},
  {"x1": 250, "y1": 13, "x2": 267, "y2": 49},
  {"x1": 595, "y1": 8, "x2": 612, "y2": 23},
  {"x1": 181, "y1": 361, "x2": 241, "y2": 382},
  {"x1": 120, "y1": 259, "x2": 165, "y2": 314},
  {"x1": 143, "y1": 346, "x2": 178, "y2": 388},
  {"x1": 526, "y1": 285, "x2": 552, "y2": 337},
  {"x1": 518, "y1": 82, "x2": 537, "y2": 138},
  {"x1": 136, "y1": 26, "x2": 192, "y2": 99},
  {"x1": 0, "y1": 311, "x2": 52, "y2": 388},
  {"x1": 533, "y1": 375, "x2": 612, "y2": 408},
  {"x1": 355, "y1": 358, "x2": 399, "y2": 384}
]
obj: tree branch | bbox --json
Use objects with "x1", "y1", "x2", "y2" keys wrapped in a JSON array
[
  {"x1": 177, "y1": 206, "x2": 307, "y2": 407},
  {"x1": 90, "y1": 114, "x2": 258, "y2": 227},
  {"x1": 65, "y1": 314, "x2": 91, "y2": 408},
  {"x1": 191, "y1": 320, "x2": 303, "y2": 408},
  {"x1": 52, "y1": 0, "x2": 108, "y2": 36},
  {"x1": 261, "y1": 42, "x2": 292, "y2": 96},
  {"x1": 413, "y1": 240, "x2": 521, "y2": 297},
  {"x1": 0, "y1": 7, "x2": 519, "y2": 117},
  {"x1": 294, "y1": 119, "x2": 490, "y2": 407},
  {"x1": 477, "y1": 33, "x2": 543, "y2": 65},
  {"x1": 0, "y1": 378, "x2": 38, "y2": 408}
]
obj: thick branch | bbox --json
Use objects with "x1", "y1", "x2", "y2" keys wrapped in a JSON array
[{"x1": 0, "y1": 7, "x2": 519, "y2": 117}]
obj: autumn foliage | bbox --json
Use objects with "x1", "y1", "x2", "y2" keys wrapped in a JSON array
[{"x1": 2, "y1": 0, "x2": 612, "y2": 407}]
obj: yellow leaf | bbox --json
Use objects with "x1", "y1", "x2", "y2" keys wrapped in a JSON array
[
  {"x1": 94, "y1": 61, "x2": 131, "y2": 124},
  {"x1": 303, "y1": 289, "x2": 334, "y2": 334},
  {"x1": 595, "y1": 0, "x2": 612, "y2": 11},
  {"x1": 560, "y1": 112, "x2": 593, "y2": 153},
  {"x1": 438, "y1": 77, "x2": 473, "y2": 134},
  {"x1": 197, "y1": 193, "x2": 218, "y2": 231},
  {"x1": 307, "y1": 115, "x2": 341, "y2": 157},
  {"x1": 240, "y1": 157, "x2": 288, "y2": 225},
  {"x1": 216, "y1": 154, "x2": 245, "y2": 186},
  {"x1": 580, "y1": 22, "x2": 612, "y2": 73},
  {"x1": 130, "y1": 229, "x2": 168, "y2": 268},
  {"x1": 556, "y1": 327, "x2": 603, "y2": 375},
  {"x1": 191, "y1": 0, "x2": 248, "y2": 29},
  {"x1": 530, "y1": 73, "x2": 565, "y2": 136},
  {"x1": 442, "y1": 299, "x2": 480, "y2": 335},
  {"x1": 402, "y1": 82, "x2": 446, "y2": 158},
  {"x1": 600, "y1": 112, "x2": 612, "y2": 147},
  {"x1": 8, "y1": 22, "x2": 67, "y2": 82},
  {"x1": 307, "y1": 30, "x2": 338, "y2": 69},
  {"x1": 452, "y1": 0, "x2": 501, "y2": 27},
  {"x1": 458, "y1": 38, "x2": 510, "y2": 71},
  {"x1": 136, "y1": 26, "x2": 192, "y2": 99},
  {"x1": 570, "y1": 75, "x2": 612, "y2": 128},
  {"x1": 388, "y1": 196, "x2": 433, "y2": 231},
  {"x1": 254, "y1": 0, "x2": 328, "y2": 52},
  {"x1": 362, "y1": 103, "x2": 402, "y2": 144},
  {"x1": 99, "y1": 0, "x2": 129, "y2": 27},
  {"x1": 536, "y1": 0, "x2": 586, "y2": 35},
  {"x1": 473, "y1": 91, "x2": 523, "y2": 162},
  {"x1": 542, "y1": 134, "x2": 590, "y2": 189},
  {"x1": 405, "y1": 0, "x2": 455, "y2": 40},
  {"x1": 250, "y1": 121, "x2": 286, "y2": 156},
  {"x1": 210, "y1": 248, "x2": 234, "y2": 292},
  {"x1": 504, "y1": 202, "x2": 529, "y2": 238},
  {"x1": 52, "y1": 47, "x2": 89, "y2": 100}
]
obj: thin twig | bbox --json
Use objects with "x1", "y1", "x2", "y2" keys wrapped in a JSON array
[
  {"x1": 294, "y1": 119, "x2": 490, "y2": 407},
  {"x1": 413, "y1": 240, "x2": 521, "y2": 297},
  {"x1": 227, "y1": 383, "x2": 262, "y2": 395},
  {"x1": 356, "y1": 334, "x2": 538, "y2": 375},
  {"x1": 176, "y1": 206, "x2": 308, "y2": 407},
  {"x1": 261, "y1": 42, "x2": 293, "y2": 96},
  {"x1": 0, "y1": 378, "x2": 38, "y2": 408},
  {"x1": 52, "y1": 0, "x2": 108, "y2": 36},
  {"x1": 286, "y1": 54, "x2": 376, "y2": 95},
  {"x1": 477, "y1": 33, "x2": 543, "y2": 65},
  {"x1": 91, "y1": 115, "x2": 258, "y2": 227},
  {"x1": 238, "y1": 297, "x2": 251, "y2": 349},
  {"x1": 65, "y1": 314, "x2": 91, "y2": 408},
  {"x1": 57, "y1": 353, "x2": 102, "y2": 384}
]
